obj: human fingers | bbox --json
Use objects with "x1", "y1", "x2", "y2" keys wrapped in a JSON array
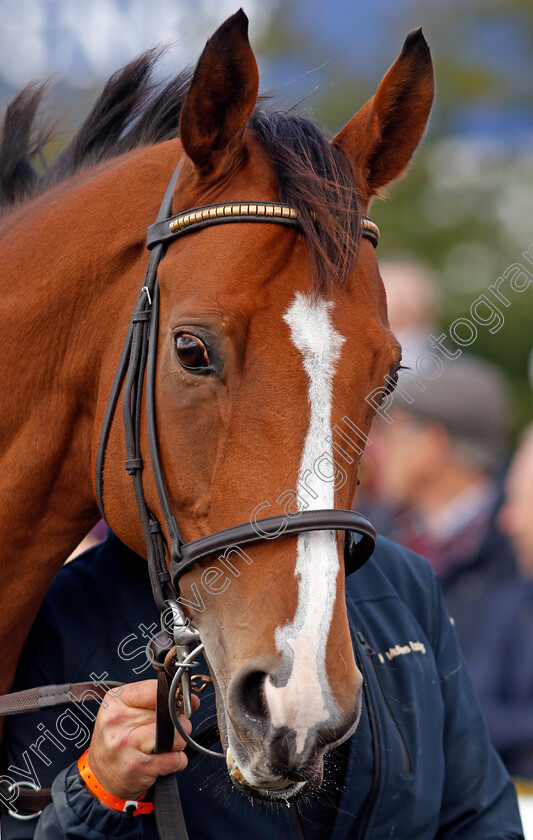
[
  {"x1": 112, "y1": 679, "x2": 158, "y2": 710},
  {"x1": 86, "y1": 743, "x2": 189, "y2": 801},
  {"x1": 132, "y1": 714, "x2": 193, "y2": 755}
]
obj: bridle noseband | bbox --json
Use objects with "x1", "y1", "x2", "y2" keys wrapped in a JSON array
[{"x1": 95, "y1": 159, "x2": 379, "y2": 759}]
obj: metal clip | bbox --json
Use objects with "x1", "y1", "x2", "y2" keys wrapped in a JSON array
[
  {"x1": 166, "y1": 599, "x2": 200, "y2": 648},
  {"x1": 141, "y1": 285, "x2": 152, "y2": 306},
  {"x1": 164, "y1": 599, "x2": 201, "y2": 718}
]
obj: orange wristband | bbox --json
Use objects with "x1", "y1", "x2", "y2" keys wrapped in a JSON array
[{"x1": 77, "y1": 749, "x2": 154, "y2": 816}]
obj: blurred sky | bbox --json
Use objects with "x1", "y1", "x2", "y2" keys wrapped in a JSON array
[
  {"x1": 0, "y1": 0, "x2": 279, "y2": 89},
  {"x1": 1, "y1": 0, "x2": 532, "y2": 142}
]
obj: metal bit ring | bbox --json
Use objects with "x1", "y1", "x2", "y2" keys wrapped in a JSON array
[{"x1": 168, "y1": 643, "x2": 225, "y2": 760}]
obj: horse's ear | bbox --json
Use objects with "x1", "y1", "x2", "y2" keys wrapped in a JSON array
[
  {"x1": 179, "y1": 10, "x2": 259, "y2": 177},
  {"x1": 333, "y1": 29, "x2": 434, "y2": 200}
]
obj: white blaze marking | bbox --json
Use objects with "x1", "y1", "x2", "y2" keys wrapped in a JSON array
[{"x1": 264, "y1": 292, "x2": 345, "y2": 754}]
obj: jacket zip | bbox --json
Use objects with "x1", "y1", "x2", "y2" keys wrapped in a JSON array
[
  {"x1": 357, "y1": 632, "x2": 412, "y2": 776},
  {"x1": 353, "y1": 631, "x2": 381, "y2": 840},
  {"x1": 291, "y1": 631, "x2": 411, "y2": 840}
]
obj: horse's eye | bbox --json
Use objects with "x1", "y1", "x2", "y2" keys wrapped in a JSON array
[
  {"x1": 175, "y1": 333, "x2": 210, "y2": 370},
  {"x1": 379, "y1": 367, "x2": 401, "y2": 405}
]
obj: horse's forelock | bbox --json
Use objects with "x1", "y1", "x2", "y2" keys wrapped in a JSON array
[{"x1": 251, "y1": 111, "x2": 361, "y2": 294}]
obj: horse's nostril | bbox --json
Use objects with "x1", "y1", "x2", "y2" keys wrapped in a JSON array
[{"x1": 238, "y1": 670, "x2": 267, "y2": 721}]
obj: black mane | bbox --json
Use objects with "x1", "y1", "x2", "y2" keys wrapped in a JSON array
[
  {"x1": 0, "y1": 51, "x2": 190, "y2": 210},
  {"x1": 0, "y1": 51, "x2": 360, "y2": 289}
]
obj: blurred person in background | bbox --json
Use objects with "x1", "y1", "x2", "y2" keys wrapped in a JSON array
[
  {"x1": 495, "y1": 424, "x2": 533, "y2": 782},
  {"x1": 500, "y1": 424, "x2": 533, "y2": 577},
  {"x1": 372, "y1": 354, "x2": 510, "y2": 571},
  {"x1": 353, "y1": 259, "x2": 441, "y2": 532},
  {"x1": 497, "y1": 424, "x2": 533, "y2": 783},
  {"x1": 369, "y1": 355, "x2": 533, "y2": 778},
  {"x1": 378, "y1": 258, "x2": 440, "y2": 363}
]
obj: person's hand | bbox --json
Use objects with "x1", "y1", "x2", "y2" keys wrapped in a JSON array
[{"x1": 86, "y1": 680, "x2": 200, "y2": 801}]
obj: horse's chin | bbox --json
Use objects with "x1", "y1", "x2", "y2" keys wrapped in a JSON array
[
  {"x1": 229, "y1": 776, "x2": 315, "y2": 802},
  {"x1": 226, "y1": 749, "x2": 324, "y2": 802}
]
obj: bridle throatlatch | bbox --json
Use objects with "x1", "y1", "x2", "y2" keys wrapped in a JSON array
[{"x1": 95, "y1": 159, "x2": 379, "y2": 766}]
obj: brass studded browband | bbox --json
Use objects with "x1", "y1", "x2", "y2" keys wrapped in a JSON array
[{"x1": 146, "y1": 200, "x2": 380, "y2": 250}]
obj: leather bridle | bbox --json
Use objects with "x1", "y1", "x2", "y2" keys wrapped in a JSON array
[{"x1": 94, "y1": 158, "x2": 379, "y2": 763}]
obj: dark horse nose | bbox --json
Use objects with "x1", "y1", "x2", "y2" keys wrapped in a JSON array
[
  {"x1": 229, "y1": 664, "x2": 271, "y2": 735},
  {"x1": 227, "y1": 659, "x2": 361, "y2": 780}
]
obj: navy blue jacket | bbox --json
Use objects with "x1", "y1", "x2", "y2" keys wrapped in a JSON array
[
  {"x1": 440, "y1": 515, "x2": 533, "y2": 779},
  {"x1": 0, "y1": 534, "x2": 523, "y2": 839}
]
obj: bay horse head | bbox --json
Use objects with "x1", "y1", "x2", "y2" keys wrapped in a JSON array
[{"x1": 0, "y1": 10, "x2": 433, "y2": 799}]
